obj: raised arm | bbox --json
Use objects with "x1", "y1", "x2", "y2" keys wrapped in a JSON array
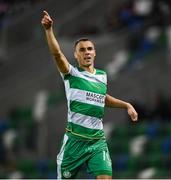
[
  {"x1": 105, "y1": 94, "x2": 138, "y2": 122},
  {"x1": 41, "y1": 10, "x2": 70, "y2": 74}
]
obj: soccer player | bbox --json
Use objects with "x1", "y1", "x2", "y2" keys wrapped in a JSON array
[{"x1": 41, "y1": 10, "x2": 138, "y2": 179}]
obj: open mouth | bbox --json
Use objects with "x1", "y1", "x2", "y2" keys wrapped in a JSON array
[{"x1": 84, "y1": 57, "x2": 91, "y2": 60}]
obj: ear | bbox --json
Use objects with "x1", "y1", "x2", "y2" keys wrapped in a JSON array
[{"x1": 94, "y1": 50, "x2": 96, "y2": 57}]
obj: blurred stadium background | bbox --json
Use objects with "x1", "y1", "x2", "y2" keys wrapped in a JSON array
[{"x1": 0, "y1": 0, "x2": 171, "y2": 179}]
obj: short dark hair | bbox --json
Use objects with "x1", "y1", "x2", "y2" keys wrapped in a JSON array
[{"x1": 74, "y1": 38, "x2": 94, "y2": 48}]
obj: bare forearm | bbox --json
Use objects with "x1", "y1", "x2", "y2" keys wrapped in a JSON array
[
  {"x1": 105, "y1": 94, "x2": 138, "y2": 121},
  {"x1": 42, "y1": 11, "x2": 69, "y2": 73},
  {"x1": 45, "y1": 28, "x2": 61, "y2": 57},
  {"x1": 105, "y1": 94, "x2": 129, "y2": 109},
  {"x1": 45, "y1": 28, "x2": 69, "y2": 73}
]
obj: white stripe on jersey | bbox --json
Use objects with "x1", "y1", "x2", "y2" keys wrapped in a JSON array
[
  {"x1": 69, "y1": 88, "x2": 105, "y2": 107},
  {"x1": 69, "y1": 111, "x2": 103, "y2": 130},
  {"x1": 69, "y1": 64, "x2": 107, "y2": 84}
]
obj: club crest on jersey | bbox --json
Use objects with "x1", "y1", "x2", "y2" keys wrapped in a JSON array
[{"x1": 63, "y1": 170, "x2": 71, "y2": 178}]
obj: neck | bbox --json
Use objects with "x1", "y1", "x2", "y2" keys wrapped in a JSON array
[{"x1": 79, "y1": 65, "x2": 95, "y2": 74}]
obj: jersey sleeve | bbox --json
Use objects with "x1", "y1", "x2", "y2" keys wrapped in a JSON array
[
  {"x1": 60, "y1": 64, "x2": 76, "y2": 80},
  {"x1": 104, "y1": 73, "x2": 107, "y2": 85}
]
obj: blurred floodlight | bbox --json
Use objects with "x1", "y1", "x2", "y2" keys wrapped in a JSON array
[
  {"x1": 134, "y1": 0, "x2": 153, "y2": 15},
  {"x1": 130, "y1": 135, "x2": 147, "y2": 156},
  {"x1": 33, "y1": 91, "x2": 48, "y2": 122},
  {"x1": 137, "y1": 167, "x2": 156, "y2": 179}
]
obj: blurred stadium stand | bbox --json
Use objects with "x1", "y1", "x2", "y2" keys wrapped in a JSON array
[{"x1": 0, "y1": 0, "x2": 171, "y2": 178}]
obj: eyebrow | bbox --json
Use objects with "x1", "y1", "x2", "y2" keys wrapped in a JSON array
[{"x1": 79, "y1": 46, "x2": 94, "y2": 51}]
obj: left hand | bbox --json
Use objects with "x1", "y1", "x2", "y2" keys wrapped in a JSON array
[{"x1": 127, "y1": 103, "x2": 138, "y2": 122}]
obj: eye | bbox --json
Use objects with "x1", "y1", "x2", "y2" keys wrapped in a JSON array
[
  {"x1": 87, "y1": 47, "x2": 93, "y2": 51},
  {"x1": 79, "y1": 48, "x2": 85, "y2": 52}
]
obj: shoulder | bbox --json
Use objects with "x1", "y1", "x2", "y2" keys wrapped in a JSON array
[
  {"x1": 63, "y1": 65, "x2": 80, "y2": 80},
  {"x1": 95, "y1": 68, "x2": 107, "y2": 85},
  {"x1": 95, "y1": 69, "x2": 107, "y2": 75}
]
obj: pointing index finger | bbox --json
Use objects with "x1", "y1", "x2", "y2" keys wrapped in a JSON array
[{"x1": 43, "y1": 10, "x2": 50, "y2": 17}]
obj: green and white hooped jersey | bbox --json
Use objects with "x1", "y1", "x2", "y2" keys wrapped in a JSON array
[{"x1": 61, "y1": 64, "x2": 107, "y2": 139}]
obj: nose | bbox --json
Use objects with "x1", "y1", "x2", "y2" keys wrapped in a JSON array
[
  {"x1": 85, "y1": 49, "x2": 90, "y2": 54},
  {"x1": 85, "y1": 52, "x2": 90, "y2": 55}
]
